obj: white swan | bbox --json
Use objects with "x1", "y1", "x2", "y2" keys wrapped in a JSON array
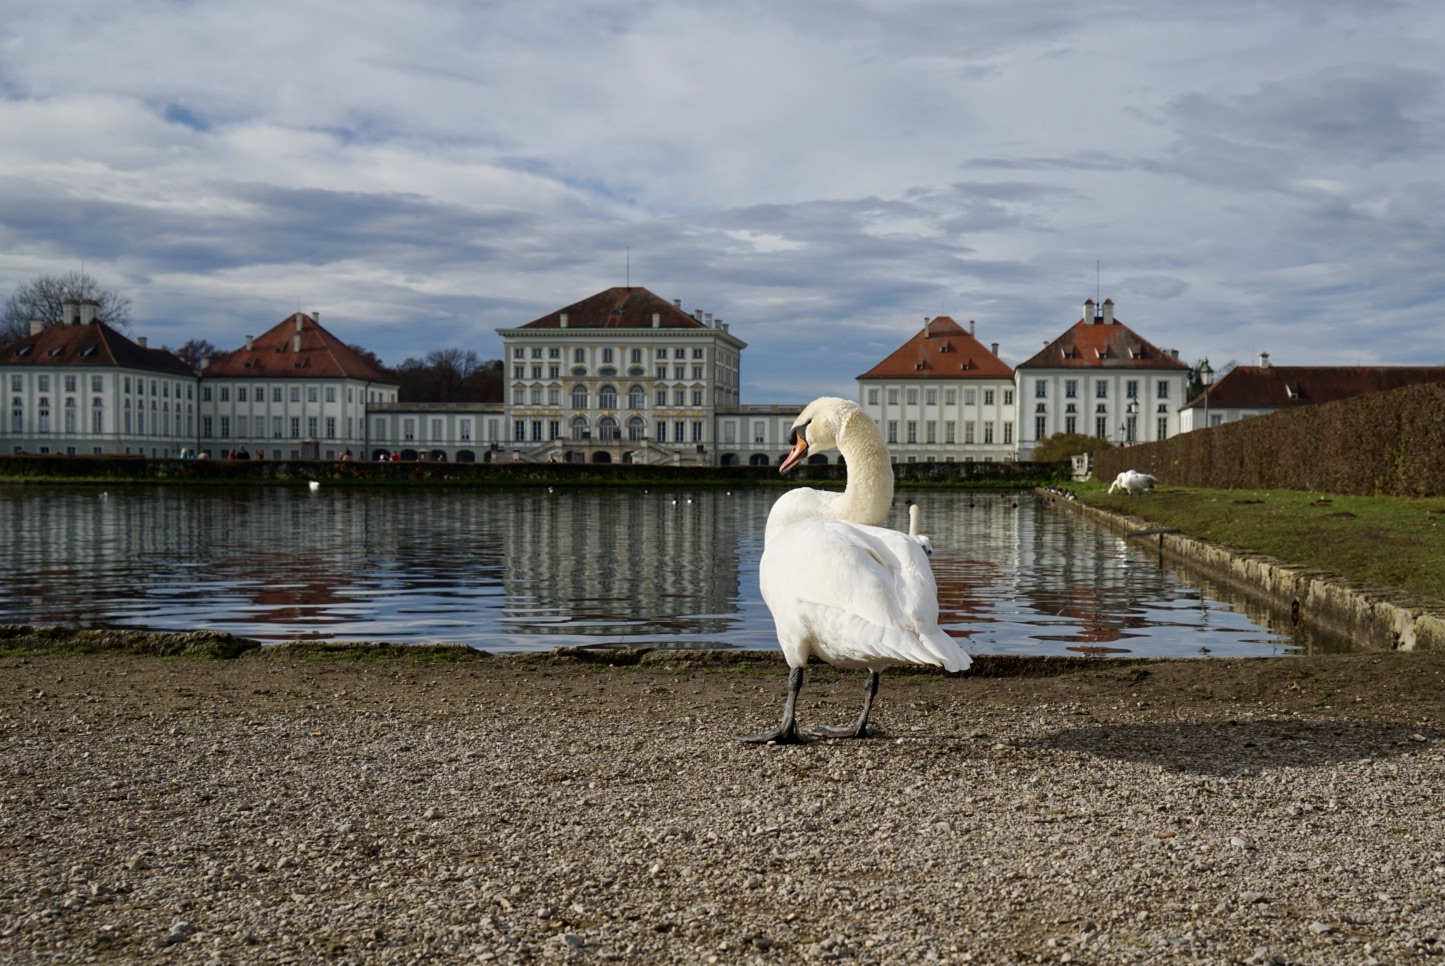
[
  {"x1": 1108, "y1": 469, "x2": 1158, "y2": 496},
  {"x1": 737, "y1": 397, "x2": 971, "y2": 744}
]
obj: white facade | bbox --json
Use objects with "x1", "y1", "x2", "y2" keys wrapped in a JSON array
[
  {"x1": 200, "y1": 376, "x2": 396, "y2": 460},
  {"x1": 367, "y1": 403, "x2": 506, "y2": 461},
  {"x1": 860, "y1": 381, "x2": 1018, "y2": 463},
  {"x1": 496, "y1": 289, "x2": 747, "y2": 464}
]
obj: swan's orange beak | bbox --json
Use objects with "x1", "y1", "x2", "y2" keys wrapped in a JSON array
[{"x1": 779, "y1": 428, "x2": 808, "y2": 474}]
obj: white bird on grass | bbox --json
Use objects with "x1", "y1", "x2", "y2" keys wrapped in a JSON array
[
  {"x1": 737, "y1": 397, "x2": 971, "y2": 744},
  {"x1": 1108, "y1": 470, "x2": 1158, "y2": 496}
]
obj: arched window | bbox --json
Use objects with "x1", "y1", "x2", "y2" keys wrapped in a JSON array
[
  {"x1": 598, "y1": 384, "x2": 618, "y2": 410},
  {"x1": 571, "y1": 416, "x2": 589, "y2": 440},
  {"x1": 598, "y1": 416, "x2": 618, "y2": 441},
  {"x1": 628, "y1": 385, "x2": 645, "y2": 410},
  {"x1": 627, "y1": 417, "x2": 646, "y2": 441},
  {"x1": 571, "y1": 385, "x2": 588, "y2": 410}
]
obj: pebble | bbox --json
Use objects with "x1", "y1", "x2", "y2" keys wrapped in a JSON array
[{"x1": 4, "y1": 651, "x2": 1444, "y2": 965}]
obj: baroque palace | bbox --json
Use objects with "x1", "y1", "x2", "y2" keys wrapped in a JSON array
[{"x1": 8, "y1": 285, "x2": 1429, "y2": 465}]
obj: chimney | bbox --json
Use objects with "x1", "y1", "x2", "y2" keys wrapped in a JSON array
[
  {"x1": 29, "y1": 319, "x2": 44, "y2": 335},
  {"x1": 295, "y1": 315, "x2": 303, "y2": 334},
  {"x1": 200, "y1": 358, "x2": 209, "y2": 371},
  {"x1": 1084, "y1": 298, "x2": 1096, "y2": 324},
  {"x1": 1101, "y1": 299, "x2": 1114, "y2": 324},
  {"x1": 1259, "y1": 352, "x2": 1271, "y2": 368},
  {"x1": 673, "y1": 299, "x2": 682, "y2": 309},
  {"x1": 922, "y1": 318, "x2": 930, "y2": 339},
  {"x1": 970, "y1": 320, "x2": 976, "y2": 336},
  {"x1": 651, "y1": 313, "x2": 660, "y2": 329},
  {"x1": 62, "y1": 299, "x2": 79, "y2": 325},
  {"x1": 79, "y1": 300, "x2": 98, "y2": 325},
  {"x1": 693, "y1": 309, "x2": 702, "y2": 322},
  {"x1": 137, "y1": 336, "x2": 148, "y2": 349},
  {"x1": 313, "y1": 311, "x2": 319, "y2": 324},
  {"x1": 991, "y1": 342, "x2": 999, "y2": 356},
  {"x1": 293, "y1": 333, "x2": 302, "y2": 353},
  {"x1": 560, "y1": 312, "x2": 568, "y2": 329},
  {"x1": 245, "y1": 335, "x2": 254, "y2": 351},
  {"x1": 705, "y1": 312, "x2": 713, "y2": 328},
  {"x1": 1170, "y1": 348, "x2": 1179, "y2": 359}
]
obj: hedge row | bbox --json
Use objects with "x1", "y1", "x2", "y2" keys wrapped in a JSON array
[{"x1": 1093, "y1": 381, "x2": 1445, "y2": 496}]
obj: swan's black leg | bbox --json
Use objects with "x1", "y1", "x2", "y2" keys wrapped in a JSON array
[
  {"x1": 809, "y1": 669, "x2": 880, "y2": 739},
  {"x1": 735, "y1": 666, "x2": 807, "y2": 744}
]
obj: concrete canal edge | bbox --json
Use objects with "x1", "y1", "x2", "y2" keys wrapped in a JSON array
[{"x1": 1042, "y1": 491, "x2": 1445, "y2": 653}]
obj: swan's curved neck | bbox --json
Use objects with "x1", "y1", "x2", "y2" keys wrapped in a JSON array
[{"x1": 833, "y1": 410, "x2": 893, "y2": 526}]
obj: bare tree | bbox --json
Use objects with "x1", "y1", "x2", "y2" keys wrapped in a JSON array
[
  {"x1": 167, "y1": 339, "x2": 223, "y2": 369},
  {"x1": 1, "y1": 271, "x2": 133, "y2": 343}
]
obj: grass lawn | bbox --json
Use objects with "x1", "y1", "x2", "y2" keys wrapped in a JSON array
[{"x1": 1076, "y1": 483, "x2": 1445, "y2": 607}]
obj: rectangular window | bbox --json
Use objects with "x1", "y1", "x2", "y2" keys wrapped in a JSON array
[
  {"x1": 514, "y1": 420, "x2": 526, "y2": 441},
  {"x1": 602, "y1": 348, "x2": 614, "y2": 364},
  {"x1": 887, "y1": 421, "x2": 898, "y2": 444},
  {"x1": 291, "y1": 387, "x2": 301, "y2": 403},
  {"x1": 1096, "y1": 416, "x2": 1108, "y2": 437},
  {"x1": 945, "y1": 421, "x2": 955, "y2": 444},
  {"x1": 220, "y1": 416, "x2": 230, "y2": 437},
  {"x1": 906, "y1": 421, "x2": 917, "y2": 443},
  {"x1": 867, "y1": 388, "x2": 879, "y2": 406},
  {"x1": 431, "y1": 419, "x2": 442, "y2": 440},
  {"x1": 657, "y1": 420, "x2": 667, "y2": 441},
  {"x1": 1037, "y1": 416, "x2": 1047, "y2": 440},
  {"x1": 984, "y1": 423, "x2": 995, "y2": 445},
  {"x1": 1035, "y1": 381, "x2": 1047, "y2": 398},
  {"x1": 273, "y1": 416, "x2": 283, "y2": 438},
  {"x1": 1095, "y1": 382, "x2": 1108, "y2": 399},
  {"x1": 1158, "y1": 417, "x2": 1169, "y2": 440},
  {"x1": 1065, "y1": 380, "x2": 1077, "y2": 399},
  {"x1": 326, "y1": 386, "x2": 336, "y2": 403},
  {"x1": 1003, "y1": 422, "x2": 1013, "y2": 444},
  {"x1": 460, "y1": 419, "x2": 472, "y2": 441},
  {"x1": 237, "y1": 387, "x2": 247, "y2": 403},
  {"x1": 926, "y1": 421, "x2": 936, "y2": 444},
  {"x1": 887, "y1": 389, "x2": 899, "y2": 406},
  {"x1": 307, "y1": 416, "x2": 318, "y2": 437},
  {"x1": 984, "y1": 390, "x2": 995, "y2": 406},
  {"x1": 531, "y1": 420, "x2": 543, "y2": 442},
  {"x1": 926, "y1": 389, "x2": 937, "y2": 406},
  {"x1": 1126, "y1": 380, "x2": 1139, "y2": 399},
  {"x1": 290, "y1": 417, "x2": 301, "y2": 438},
  {"x1": 1065, "y1": 416, "x2": 1076, "y2": 434},
  {"x1": 753, "y1": 421, "x2": 765, "y2": 444},
  {"x1": 964, "y1": 389, "x2": 976, "y2": 406},
  {"x1": 273, "y1": 387, "x2": 283, "y2": 403},
  {"x1": 219, "y1": 386, "x2": 230, "y2": 402},
  {"x1": 692, "y1": 390, "x2": 703, "y2": 406},
  {"x1": 237, "y1": 416, "x2": 248, "y2": 437},
  {"x1": 965, "y1": 422, "x2": 976, "y2": 444},
  {"x1": 202, "y1": 416, "x2": 213, "y2": 437},
  {"x1": 906, "y1": 388, "x2": 918, "y2": 406},
  {"x1": 673, "y1": 421, "x2": 686, "y2": 442},
  {"x1": 1157, "y1": 380, "x2": 1170, "y2": 400},
  {"x1": 403, "y1": 419, "x2": 416, "y2": 440},
  {"x1": 307, "y1": 386, "x2": 318, "y2": 403},
  {"x1": 91, "y1": 375, "x2": 103, "y2": 393},
  {"x1": 1004, "y1": 390, "x2": 1013, "y2": 406},
  {"x1": 692, "y1": 421, "x2": 703, "y2": 442}
]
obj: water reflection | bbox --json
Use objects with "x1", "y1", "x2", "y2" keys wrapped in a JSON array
[{"x1": 0, "y1": 485, "x2": 1315, "y2": 657}]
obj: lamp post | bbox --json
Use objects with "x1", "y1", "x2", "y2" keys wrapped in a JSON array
[{"x1": 1197, "y1": 359, "x2": 1214, "y2": 431}]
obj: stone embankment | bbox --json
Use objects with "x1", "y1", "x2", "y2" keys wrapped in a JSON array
[{"x1": 1045, "y1": 494, "x2": 1445, "y2": 653}]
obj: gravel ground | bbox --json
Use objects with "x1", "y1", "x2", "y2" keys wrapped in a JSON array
[{"x1": 2, "y1": 646, "x2": 1444, "y2": 965}]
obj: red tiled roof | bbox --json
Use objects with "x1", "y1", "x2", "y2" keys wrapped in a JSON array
[
  {"x1": 1188, "y1": 365, "x2": 1445, "y2": 409},
  {"x1": 1017, "y1": 312, "x2": 1190, "y2": 371},
  {"x1": 857, "y1": 316, "x2": 1015, "y2": 381},
  {"x1": 1, "y1": 320, "x2": 195, "y2": 377},
  {"x1": 515, "y1": 287, "x2": 712, "y2": 330},
  {"x1": 203, "y1": 313, "x2": 396, "y2": 382}
]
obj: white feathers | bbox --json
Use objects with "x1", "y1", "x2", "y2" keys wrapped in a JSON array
[
  {"x1": 1108, "y1": 470, "x2": 1158, "y2": 495},
  {"x1": 760, "y1": 398, "x2": 970, "y2": 675},
  {"x1": 761, "y1": 517, "x2": 970, "y2": 674}
]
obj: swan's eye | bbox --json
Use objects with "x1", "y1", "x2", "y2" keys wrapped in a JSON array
[{"x1": 789, "y1": 420, "x2": 810, "y2": 446}]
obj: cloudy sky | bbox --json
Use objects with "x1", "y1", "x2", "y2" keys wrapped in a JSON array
[{"x1": 3, "y1": 1, "x2": 1443, "y2": 402}]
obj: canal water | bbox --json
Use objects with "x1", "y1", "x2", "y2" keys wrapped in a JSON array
[{"x1": 0, "y1": 485, "x2": 1316, "y2": 657}]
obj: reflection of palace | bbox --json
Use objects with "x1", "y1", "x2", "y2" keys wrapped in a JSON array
[{"x1": 497, "y1": 490, "x2": 762, "y2": 632}]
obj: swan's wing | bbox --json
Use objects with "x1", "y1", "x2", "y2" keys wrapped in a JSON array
[
  {"x1": 764, "y1": 488, "x2": 835, "y2": 542},
  {"x1": 760, "y1": 518, "x2": 970, "y2": 673}
]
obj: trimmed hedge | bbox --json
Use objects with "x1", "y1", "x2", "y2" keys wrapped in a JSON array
[{"x1": 1094, "y1": 382, "x2": 1445, "y2": 496}]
